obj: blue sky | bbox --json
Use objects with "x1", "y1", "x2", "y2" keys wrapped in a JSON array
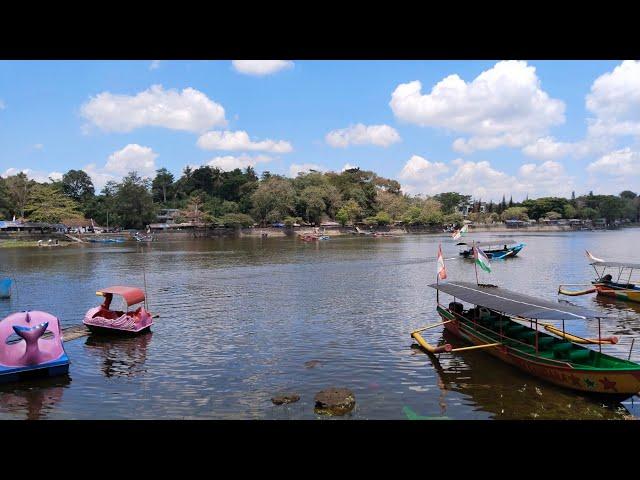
[{"x1": 1, "y1": 60, "x2": 639, "y2": 201}]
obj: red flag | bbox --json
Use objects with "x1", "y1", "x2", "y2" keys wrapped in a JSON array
[{"x1": 437, "y1": 244, "x2": 447, "y2": 280}]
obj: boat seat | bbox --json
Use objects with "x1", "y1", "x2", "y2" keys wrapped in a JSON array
[
  {"x1": 552, "y1": 342, "x2": 574, "y2": 359},
  {"x1": 537, "y1": 337, "x2": 556, "y2": 350},
  {"x1": 568, "y1": 349, "x2": 591, "y2": 363},
  {"x1": 505, "y1": 324, "x2": 526, "y2": 336},
  {"x1": 520, "y1": 331, "x2": 537, "y2": 343}
]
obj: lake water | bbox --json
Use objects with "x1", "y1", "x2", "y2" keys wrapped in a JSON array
[{"x1": 1, "y1": 228, "x2": 640, "y2": 420}]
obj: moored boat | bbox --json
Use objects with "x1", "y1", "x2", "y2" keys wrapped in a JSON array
[
  {"x1": 84, "y1": 286, "x2": 153, "y2": 335},
  {"x1": 559, "y1": 254, "x2": 640, "y2": 304},
  {"x1": 457, "y1": 238, "x2": 525, "y2": 259},
  {"x1": 413, "y1": 281, "x2": 640, "y2": 399},
  {"x1": 0, "y1": 311, "x2": 70, "y2": 383}
]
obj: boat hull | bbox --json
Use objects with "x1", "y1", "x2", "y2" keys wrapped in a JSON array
[
  {"x1": 594, "y1": 284, "x2": 640, "y2": 303},
  {"x1": 460, "y1": 243, "x2": 524, "y2": 259},
  {"x1": 437, "y1": 308, "x2": 640, "y2": 398}
]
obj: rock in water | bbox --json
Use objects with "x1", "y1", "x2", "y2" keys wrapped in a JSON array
[
  {"x1": 271, "y1": 394, "x2": 301, "y2": 405},
  {"x1": 314, "y1": 388, "x2": 356, "y2": 416}
]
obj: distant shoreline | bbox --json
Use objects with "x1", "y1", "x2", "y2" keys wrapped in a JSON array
[{"x1": 0, "y1": 224, "x2": 637, "y2": 249}]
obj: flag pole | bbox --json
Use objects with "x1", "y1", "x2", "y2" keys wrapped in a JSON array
[{"x1": 473, "y1": 240, "x2": 479, "y2": 286}]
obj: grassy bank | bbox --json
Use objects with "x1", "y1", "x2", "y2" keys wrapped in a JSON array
[{"x1": 0, "y1": 239, "x2": 72, "y2": 249}]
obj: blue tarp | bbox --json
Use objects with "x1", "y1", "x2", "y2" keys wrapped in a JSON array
[{"x1": 0, "y1": 278, "x2": 11, "y2": 298}]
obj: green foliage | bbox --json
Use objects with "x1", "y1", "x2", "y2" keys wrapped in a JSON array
[
  {"x1": 25, "y1": 183, "x2": 83, "y2": 223},
  {"x1": 433, "y1": 192, "x2": 471, "y2": 215},
  {"x1": 62, "y1": 169, "x2": 95, "y2": 202},
  {"x1": 152, "y1": 168, "x2": 175, "y2": 204},
  {"x1": 283, "y1": 216, "x2": 303, "y2": 227},
  {"x1": 501, "y1": 207, "x2": 529, "y2": 221},
  {"x1": 113, "y1": 172, "x2": 156, "y2": 229},
  {"x1": 251, "y1": 176, "x2": 296, "y2": 224},
  {"x1": 336, "y1": 199, "x2": 362, "y2": 225},
  {"x1": 216, "y1": 213, "x2": 255, "y2": 227}
]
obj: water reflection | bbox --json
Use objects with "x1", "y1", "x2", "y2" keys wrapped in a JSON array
[
  {"x1": 0, "y1": 376, "x2": 71, "y2": 420},
  {"x1": 412, "y1": 330, "x2": 633, "y2": 420},
  {"x1": 84, "y1": 332, "x2": 152, "y2": 379}
]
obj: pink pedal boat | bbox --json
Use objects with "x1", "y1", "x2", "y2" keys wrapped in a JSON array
[
  {"x1": 84, "y1": 286, "x2": 153, "y2": 335},
  {"x1": 0, "y1": 311, "x2": 70, "y2": 383}
]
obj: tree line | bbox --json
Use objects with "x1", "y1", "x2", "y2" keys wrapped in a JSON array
[{"x1": 0, "y1": 166, "x2": 638, "y2": 229}]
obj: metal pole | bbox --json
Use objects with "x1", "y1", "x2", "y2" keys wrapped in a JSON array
[
  {"x1": 598, "y1": 319, "x2": 602, "y2": 353},
  {"x1": 629, "y1": 338, "x2": 635, "y2": 361},
  {"x1": 473, "y1": 241, "x2": 479, "y2": 285}
]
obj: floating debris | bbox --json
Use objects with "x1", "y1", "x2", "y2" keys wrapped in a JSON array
[{"x1": 304, "y1": 360, "x2": 321, "y2": 369}]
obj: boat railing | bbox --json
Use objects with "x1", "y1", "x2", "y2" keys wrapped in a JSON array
[{"x1": 439, "y1": 304, "x2": 577, "y2": 367}]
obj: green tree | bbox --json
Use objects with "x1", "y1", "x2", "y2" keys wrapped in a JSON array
[
  {"x1": 335, "y1": 199, "x2": 362, "y2": 225},
  {"x1": 217, "y1": 213, "x2": 255, "y2": 227},
  {"x1": 152, "y1": 168, "x2": 175, "y2": 204},
  {"x1": 25, "y1": 183, "x2": 83, "y2": 223},
  {"x1": 433, "y1": 192, "x2": 470, "y2": 215},
  {"x1": 251, "y1": 176, "x2": 296, "y2": 224},
  {"x1": 299, "y1": 186, "x2": 326, "y2": 224},
  {"x1": 3, "y1": 172, "x2": 33, "y2": 218},
  {"x1": 113, "y1": 172, "x2": 156, "y2": 229},
  {"x1": 501, "y1": 207, "x2": 529, "y2": 221},
  {"x1": 61, "y1": 169, "x2": 95, "y2": 202}
]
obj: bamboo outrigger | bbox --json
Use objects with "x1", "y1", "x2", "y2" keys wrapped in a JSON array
[
  {"x1": 413, "y1": 281, "x2": 640, "y2": 399},
  {"x1": 559, "y1": 258, "x2": 640, "y2": 304}
]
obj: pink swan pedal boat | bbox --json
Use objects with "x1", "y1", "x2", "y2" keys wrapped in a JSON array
[
  {"x1": 0, "y1": 311, "x2": 70, "y2": 383},
  {"x1": 84, "y1": 286, "x2": 153, "y2": 335}
]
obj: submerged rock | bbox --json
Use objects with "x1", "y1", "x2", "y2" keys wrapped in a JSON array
[
  {"x1": 271, "y1": 394, "x2": 301, "y2": 405},
  {"x1": 314, "y1": 388, "x2": 356, "y2": 416},
  {"x1": 304, "y1": 360, "x2": 321, "y2": 369}
]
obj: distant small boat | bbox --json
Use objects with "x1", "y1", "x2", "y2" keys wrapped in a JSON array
[
  {"x1": 84, "y1": 286, "x2": 153, "y2": 335},
  {"x1": 88, "y1": 238, "x2": 125, "y2": 244},
  {"x1": 37, "y1": 239, "x2": 62, "y2": 247},
  {"x1": 457, "y1": 238, "x2": 525, "y2": 259},
  {"x1": 0, "y1": 311, "x2": 70, "y2": 383},
  {"x1": 133, "y1": 232, "x2": 155, "y2": 242}
]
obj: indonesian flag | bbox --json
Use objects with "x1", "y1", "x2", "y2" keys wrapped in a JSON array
[
  {"x1": 585, "y1": 250, "x2": 605, "y2": 263},
  {"x1": 437, "y1": 244, "x2": 447, "y2": 280},
  {"x1": 474, "y1": 246, "x2": 491, "y2": 273},
  {"x1": 452, "y1": 224, "x2": 468, "y2": 240}
]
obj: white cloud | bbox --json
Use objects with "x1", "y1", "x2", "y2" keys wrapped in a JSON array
[
  {"x1": 520, "y1": 136, "x2": 613, "y2": 161},
  {"x1": 586, "y1": 61, "x2": 640, "y2": 138},
  {"x1": 206, "y1": 154, "x2": 272, "y2": 171},
  {"x1": 105, "y1": 144, "x2": 158, "y2": 177},
  {"x1": 0, "y1": 99, "x2": 5, "y2": 110},
  {"x1": 398, "y1": 155, "x2": 449, "y2": 183},
  {"x1": 33, "y1": 143, "x2": 44, "y2": 151},
  {"x1": 80, "y1": 84, "x2": 227, "y2": 133},
  {"x1": 398, "y1": 156, "x2": 573, "y2": 200},
  {"x1": 1, "y1": 168, "x2": 62, "y2": 183},
  {"x1": 149, "y1": 60, "x2": 161, "y2": 70},
  {"x1": 289, "y1": 163, "x2": 327, "y2": 177},
  {"x1": 84, "y1": 144, "x2": 159, "y2": 190},
  {"x1": 342, "y1": 163, "x2": 357, "y2": 171},
  {"x1": 325, "y1": 123, "x2": 401, "y2": 148},
  {"x1": 587, "y1": 148, "x2": 640, "y2": 176},
  {"x1": 197, "y1": 130, "x2": 293, "y2": 153},
  {"x1": 232, "y1": 60, "x2": 293, "y2": 76},
  {"x1": 390, "y1": 61, "x2": 565, "y2": 153}
]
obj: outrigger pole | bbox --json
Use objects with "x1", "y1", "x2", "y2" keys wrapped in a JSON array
[{"x1": 473, "y1": 240, "x2": 479, "y2": 286}]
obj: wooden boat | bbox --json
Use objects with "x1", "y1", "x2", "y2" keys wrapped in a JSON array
[
  {"x1": 457, "y1": 239, "x2": 524, "y2": 259},
  {"x1": 0, "y1": 311, "x2": 70, "y2": 383},
  {"x1": 133, "y1": 232, "x2": 155, "y2": 242},
  {"x1": 559, "y1": 260, "x2": 640, "y2": 304},
  {"x1": 87, "y1": 237, "x2": 125, "y2": 244},
  {"x1": 413, "y1": 281, "x2": 640, "y2": 399},
  {"x1": 84, "y1": 286, "x2": 153, "y2": 335}
]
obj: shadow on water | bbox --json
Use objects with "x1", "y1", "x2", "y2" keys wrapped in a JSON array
[
  {"x1": 410, "y1": 330, "x2": 635, "y2": 420},
  {"x1": 0, "y1": 375, "x2": 71, "y2": 420},
  {"x1": 83, "y1": 332, "x2": 153, "y2": 379}
]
